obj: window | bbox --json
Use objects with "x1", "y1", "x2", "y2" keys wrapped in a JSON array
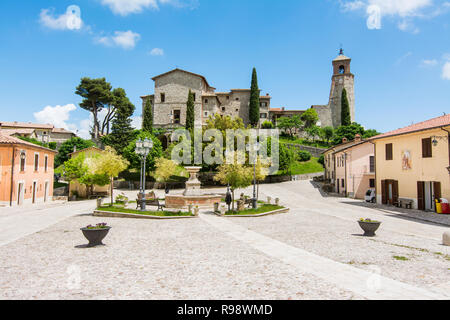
[
  {"x1": 341, "y1": 179, "x2": 345, "y2": 188},
  {"x1": 422, "y1": 138, "x2": 432, "y2": 158},
  {"x1": 173, "y1": 110, "x2": 181, "y2": 124},
  {"x1": 369, "y1": 156, "x2": 375, "y2": 172},
  {"x1": 235, "y1": 98, "x2": 239, "y2": 101},
  {"x1": 204, "y1": 112, "x2": 208, "y2": 117},
  {"x1": 193, "y1": 93, "x2": 196, "y2": 101},
  {"x1": 385, "y1": 143, "x2": 393, "y2": 161},
  {"x1": 260, "y1": 113, "x2": 267, "y2": 119},
  {"x1": 205, "y1": 99, "x2": 208, "y2": 104},
  {"x1": 34, "y1": 153, "x2": 39, "y2": 171},
  {"x1": 44, "y1": 155, "x2": 48, "y2": 172},
  {"x1": 222, "y1": 107, "x2": 225, "y2": 111},
  {"x1": 369, "y1": 179, "x2": 375, "y2": 188},
  {"x1": 160, "y1": 93, "x2": 165, "y2": 103},
  {"x1": 226, "y1": 96, "x2": 229, "y2": 100},
  {"x1": 260, "y1": 102, "x2": 267, "y2": 107},
  {"x1": 339, "y1": 65, "x2": 345, "y2": 74},
  {"x1": 20, "y1": 151, "x2": 26, "y2": 172}
]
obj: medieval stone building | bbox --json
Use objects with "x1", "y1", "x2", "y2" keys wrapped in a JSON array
[{"x1": 141, "y1": 69, "x2": 271, "y2": 128}]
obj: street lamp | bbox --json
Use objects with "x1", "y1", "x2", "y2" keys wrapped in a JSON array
[
  {"x1": 135, "y1": 138, "x2": 154, "y2": 211},
  {"x1": 247, "y1": 141, "x2": 261, "y2": 209}
]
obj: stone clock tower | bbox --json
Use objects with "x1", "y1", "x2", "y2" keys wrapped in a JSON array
[{"x1": 328, "y1": 49, "x2": 355, "y2": 128}]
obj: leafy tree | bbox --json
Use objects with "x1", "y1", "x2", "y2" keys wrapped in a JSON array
[
  {"x1": 261, "y1": 121, "x2": 274, "y2": 129},
  {"x1": 278, "y1": 144, "x2": 295, "y2": 175},
  {"x1": 142, "y1": 98, "x2": 153, "y2": 133},
  {"x1": 214, "y1": 156, "x2": 253, "y2": 211},
  {"x1": 186, "y1": 90, "x2": 195, "y2": 132},
  {"x1": 154, "y1": 158, "x2": 178, "y2": 191},
  {"x1": 123, "y1": 131, "x2": 163, "y2": 175},
  {"x1": 55, "y1": 137, "x2": 95, "y2": 167},
  {"x1": 93, "y1": 146, "x2": 129, "y2": 205},
  {"x1": 18, "y1": 136, "x2": 51, "y2": 149},
  {"x1": 363, "y1": 129, "x2": 380, "y2": 139},
  {"x1": 321, "y1": 126, "x2": 334, "y2": 144},
  {"x1": 48, "y1": 142, "x2": 57, "y2": 150},
  {"x1": 297, "y1": 150, "x2": 312, "y2": 162},
  {"x1": 277, "y1": 115, "x2": 303, "y2": 138},
  {"x1": 206, "y1": 114, "x2": 245, "y2": 132},
  {"x1": 64, "y1": 153, "x2": 88, "y2": 183},
  {"x1": 107, "y1": 88, "x2": 135, "y2": 154},
  {"x1": 318, "y1": 155, "x2": 325, "y2": 167},
  {"x1": 341, "y1": 88, "x2": 351, "y2": 126},
  {"x1": 332, "y1": 123, "x2": 365, "y2": 145},
  {"x1": 75, "y1": 77, "x2": 112, "y2": 139},
  {"x1": 249, "y1": 68, "x2": 260, "y2": 127},
  {"x1": 306, "y1": 125, "x2": 321, "y2": 142},
  {"x1": 301, "y1": 108, "x2": 319, "y2": 128}
]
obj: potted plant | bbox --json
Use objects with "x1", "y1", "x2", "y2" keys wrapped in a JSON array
[
  {"x1": 80, "y1": 223, "x2": 111, "y2": 247},
  {"x1": 267, "y1": 196, "x2": 272, "y2": 204},
  {"x1": 275, "y1": 198, "x2": 280, "y2": 206},
  {"x1": 194, "y1": 206, "x2": 200, "y2": 216},
  {"x1": 358, "y1": 218, "x2": 381, "y2": 237}
]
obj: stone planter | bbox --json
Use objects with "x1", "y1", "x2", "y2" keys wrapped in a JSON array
[
  {"x1": 358, "y1": 221, "x2": 381, "y2": 237},
  {"x1": 267, "y1": 196, "x2": 272, "y2": 204},
  {"x1": 188, "y1": 204, "x2": 193, "y2": 214},
  {"x1": 194, "y1": 207, "x2": 200, "y2": 216},
  {"x1": 237, "y1": 200, "x2": 245, "y2": 212},
  {"x1": 214, "y1": 202, "x2": 220, "y2": 213},
  {"x1": 275, "y1": 198, "x2": 280, "y2": 206},
  {"x1": 96, "y1": 198, "x2": 103, "y2": 208},
  {"x1": 220, "y1": 205, "x2": 227, "y2": 216},
  {"x1": 80, "y1": 227, "x2": 111, "y2": 247}
]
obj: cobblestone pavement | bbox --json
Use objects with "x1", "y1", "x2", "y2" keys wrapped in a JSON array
[{"x1": 0, "y1": 181, "x2": 449, "y2": 300}]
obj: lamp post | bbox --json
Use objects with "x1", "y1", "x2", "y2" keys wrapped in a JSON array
[
  {"x1": 247, "y1": 142, "x2": 261, "y2": 209},
  {"x1": 135, "y1": 138, "x2": 154, "y2": 211}
]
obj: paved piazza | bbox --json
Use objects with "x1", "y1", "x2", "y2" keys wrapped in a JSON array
[{"x1": 0, "y1": 181, "x2": 449, "y2": 300}]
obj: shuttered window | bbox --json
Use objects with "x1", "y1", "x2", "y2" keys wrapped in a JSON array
[
  {"x1": 369, "y1": 156, "x2": 375, "y2": 172},
  {"x1": 422, "y1": 138, "x2": 432, "y2": 158},
  {"x1": 386, "y1": 143, "x2": 393, "y2": 161}
]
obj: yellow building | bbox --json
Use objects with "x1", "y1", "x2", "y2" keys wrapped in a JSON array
[
  {"x1": 371, "y1": 114, "x2": 450, "y2": 211},
  {"x1": 68, "y1": 147, "x2": 110, "y2": 199}
]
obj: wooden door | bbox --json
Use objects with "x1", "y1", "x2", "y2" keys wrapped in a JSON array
[
  {"x1": 381, "y1": 180, "x2": 387, "y2": 204},
  {"x1": 32, "y1": 182, "x2": 36, "y2": 204},
  {"x1": 417, "y1": 181, "x2": 425, "y2": 211},
  {"x1": 433, "y1": 182, "x2": 442, "y2": 201},
  {"x1": 392, "y1": 180, "x2": 399, "y2": 206}
]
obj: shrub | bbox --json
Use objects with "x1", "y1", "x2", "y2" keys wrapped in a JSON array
[
  {"x1": 261, "y1": 121, "x2": 274, "y2": 129},
  {"x1": 297, "y1": 150, "x2": 312, "y2": 162},
  {"x1": 318, "y1": 155, "x2": 325, "y2": 167}
]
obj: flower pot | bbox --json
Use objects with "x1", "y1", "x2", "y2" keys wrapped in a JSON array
[
  {"x1": 275, "y1": 198, "x2": 280, "y2": 206},
  {"x1": 194, "y1": 207, "x2": 200, "y2": 216},
  {"x1": 80, "y1": 227, "x2": 111, "y2": 247},
  {"x1": 358, "y1": 221, "x2": 381, "y2": 237},
  {"x1": 267, "y1": 196, "x2": 272, "y2": 204}
]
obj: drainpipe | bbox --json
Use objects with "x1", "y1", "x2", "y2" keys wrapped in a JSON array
[
  {"x1": 10, "y1": 146, "x2": 16, "y2": 207},
  {"x1": 344, "y1": 152, "x2": 348, "y2": 197},
  {"x1": 441, "y1": 127, "x2": 450, "y2": 171}
]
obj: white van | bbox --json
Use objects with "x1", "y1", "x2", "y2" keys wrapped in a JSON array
[{"x1": 365, "y1": 189, "x2": 376, "y2": 203}]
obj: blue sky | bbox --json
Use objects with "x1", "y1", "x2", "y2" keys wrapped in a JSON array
[{"x1": 1, "y1": 0, "x2": 450, "y2": 138}]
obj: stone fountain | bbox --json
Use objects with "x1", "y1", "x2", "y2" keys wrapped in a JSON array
[{"x1": 165, "y1": 167, "x2": 222, "y2": 209}]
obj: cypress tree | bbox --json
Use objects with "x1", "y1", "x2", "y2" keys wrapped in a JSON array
[
  {"x1": 109, "y1": 88, "x2": 135, "y2": 154},
  {"x1": 186, "y1": 90, "x2": 195, "y2": 131},
  {"x1": 341, "y1": 88, "x2": 351, "y2": 126},
  {"x1": 142, "y1": 98, "x2": 153, "y2": 133},
  {"x1": 249, "y1": 68, "x2": 260, "y2": 128}
]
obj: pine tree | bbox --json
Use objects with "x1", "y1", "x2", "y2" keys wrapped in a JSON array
[
  {"x1": 249, "y1": 68, "x2": 260, "y2": 128},
  {"x1": 341, "y1": 88, "x2": 351, "y2": 126},
  {"x1": 186, "y1": 90, "x2": 195, "y2": 131},
  {"x1": 109, "y1": 88, "x2": 135, "y2": 154},
  {"x1": 142, "y1": 98, "x2": 153, "y2": 133}
]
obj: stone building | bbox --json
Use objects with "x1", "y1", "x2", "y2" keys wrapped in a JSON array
[
  {"x1": 0, "y1": 122, "x2": 76, "y2": 147},
  {"x1": 141, "y1": 69, "x2": 271, "y2": 128}
]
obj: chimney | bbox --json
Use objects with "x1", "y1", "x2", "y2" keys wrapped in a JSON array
[
  {"x1": 354, "y1": 134, "x2": 361, "y2": 142},
  {"x1": 266, "y1": 93, "x2": 269, "y2": 96},
  {"x1": 342, "y1": 137, "x2": 348, "y2": 143}
]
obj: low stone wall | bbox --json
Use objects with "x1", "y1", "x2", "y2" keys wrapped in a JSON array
[{"x1": 284, "y1": 144, "x2": 325, "y2": 158}]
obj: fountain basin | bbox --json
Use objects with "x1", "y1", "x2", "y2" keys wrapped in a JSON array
[{"x1": 165, "y1": 194, "x2": 222, "y2": 209}]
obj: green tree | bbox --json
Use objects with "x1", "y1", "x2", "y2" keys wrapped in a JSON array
[
  {"x1": 154, "y1": 157, "x2": 178, "y2": 191},
  {"x1": 261, "y1": 121, "x2": 274, "y2": 129},
  {"x1": 332, "y1": 123, "x2": 365, "y2": 145},
  {"x1": 341, "y1": 88, "x2": 351, "y2": 126},
  {"x1": 75, "y1": 77, "x2": 113, "y2": 139},
  {"x1": 214, "y1": 154, "x2": 253, "y2": 211},
  {"x1": 363, "y1": 129, "x2": 380, "y2": 139},
  {"x1": 278, "y1": 144, "x2": 295, "y2": 175},
  {"x1": 301, "y1": 108, "x2": 319, "y2": 128},
  {"x1": 123, "y1": 131, "x2": 163, "y2": 174},
  {"x1": 321, "y1": 126, "x2": 334, "y2": 144},
  {"x1": 277, "y1": 115, "x2": 303, "y2": 138},
  {"x1": 186, "y1": 90, "x2": 195, "y2": 132},
  {"x1": 142, "y1": 98, "x2": 153, "y2": 133},
  {"x1": 249, "y1": 68, "x2": 260, "y2": 127},
  {"x1": 93, "y1": 146, "x2": 129, "y2": 205},
  {"x1": 107, "y1": 88, "x2": 135, "y2": 154},
  {"x1": 306, "y1": 125, "x2": 321, "y2": 142},
  {"x1": 55, "y1": 137, "x2": 95, "y2": 167}
]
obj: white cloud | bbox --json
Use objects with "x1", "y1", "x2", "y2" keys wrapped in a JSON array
[
  {"x1": 442, "y1": 61, "x2": 450, "y2": 80},
  {"x1": 421, "y1": 59, "x2": 438, "y2": 67},
  {"x1": 149, "y1": 48, "x2": 164, "y2": 56},
  {"x1": 40, "y1": 5, "x2": 83, "y2": 31},
  {"x1": 340, "y1": 0, "x2": 444, "y2": 32},
  {"x1": 34, "y1": 104, "x2": 77, "y2": 129},
  {"x1": 100, "y1": 0, "x2": 198, "y2": 16},
  {"x1": 96, "y1": 30, "x2": 141, "y2": 50}
]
